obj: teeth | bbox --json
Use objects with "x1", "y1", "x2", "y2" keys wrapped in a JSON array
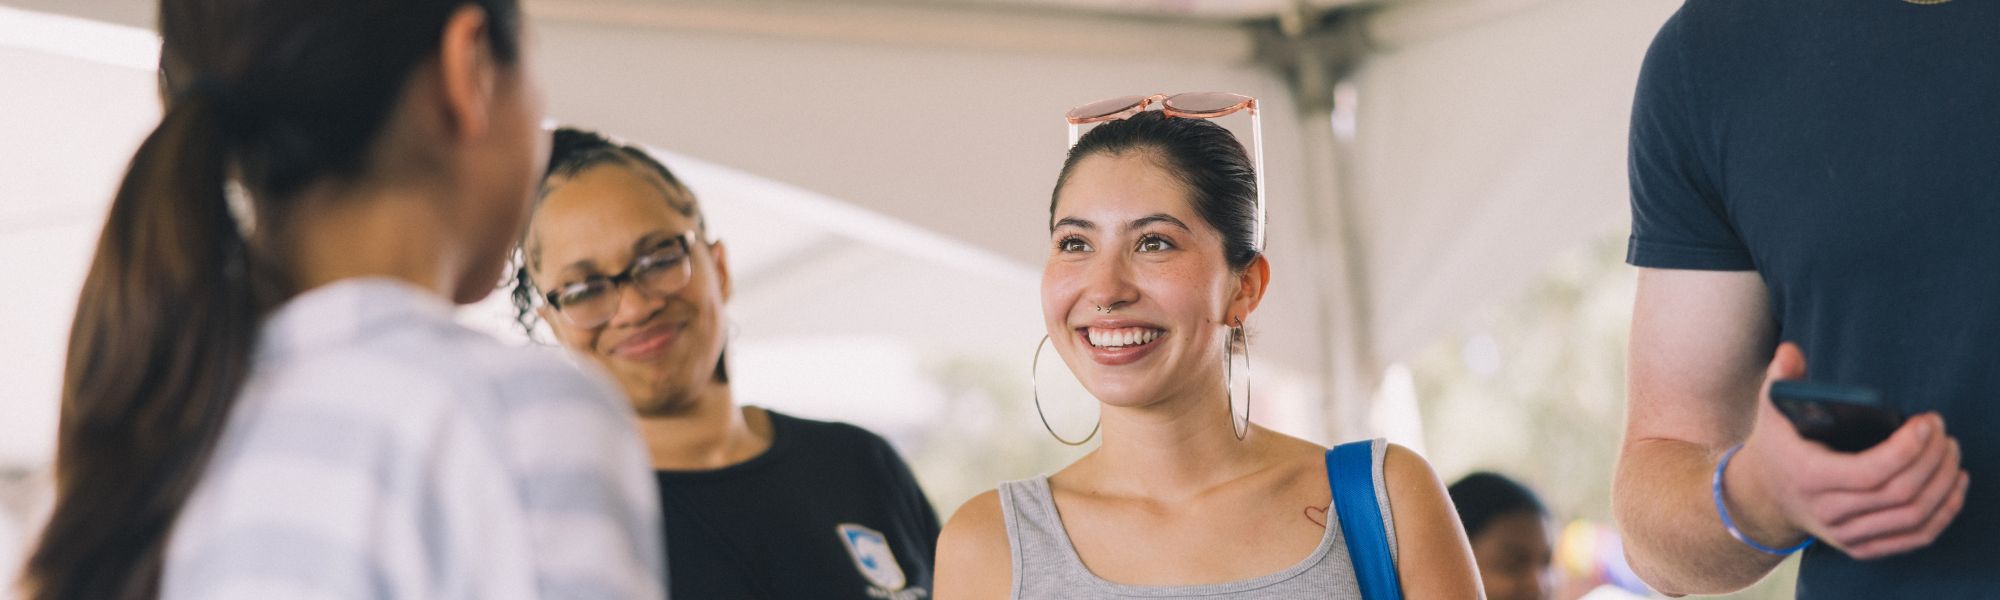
[{"x1": 1087, "y1": 327, "x2": 1161, "y2": 348}]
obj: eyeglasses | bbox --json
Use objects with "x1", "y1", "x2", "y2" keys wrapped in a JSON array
[
  {"x1": 542, "y1": 231, "x2": 697, "y2": 328},
  {"x1": 1063, "y1": 92, "x2": 1265, "y2": 251}
]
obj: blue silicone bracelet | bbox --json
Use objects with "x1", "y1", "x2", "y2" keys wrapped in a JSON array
[{"x1": 1713, "y1": 443, "x2": 1816, "y2": 556}]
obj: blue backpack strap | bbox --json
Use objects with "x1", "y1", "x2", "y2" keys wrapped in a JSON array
[{"x1": 1328, "y1": 441, "x2": 1404, "y2": 600}]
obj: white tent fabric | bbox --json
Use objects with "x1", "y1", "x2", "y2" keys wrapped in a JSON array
[
  {"x1": 0, "y1": 0, "x2": 1681, "y2": 465},
  {"x1": 1350, "y1": 0, "x2": 1679, "y2": 364},
  {"x1": 0, "y1": 18, "x2": 159, "y2": 464}
]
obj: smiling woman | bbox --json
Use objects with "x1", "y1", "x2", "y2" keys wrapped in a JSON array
[
  {"x1": 935, "y1": 107, "x2": 1483, "y2": 599},
  {"x1": 511, "y1": 127, "x2": 943, "y2": 599}
]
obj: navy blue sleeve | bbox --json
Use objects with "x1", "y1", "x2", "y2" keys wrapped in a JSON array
[
  {"x1": 872, "y1": 435, "x2": 942, "y2": 549},
  {"x1": 1627, "y1": 5, "x2": 1755, "y2": 271}
]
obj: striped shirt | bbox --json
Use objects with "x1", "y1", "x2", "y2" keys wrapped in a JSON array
[{"x1": 161, "y1": 278, "x2": 665, "y2": 600}]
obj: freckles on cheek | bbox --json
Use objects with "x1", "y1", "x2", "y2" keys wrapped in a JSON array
[
  {"x1": 1144, "y1": 262, "x2": 1205, "y2": 295},
  {"x1": 1041, "y1": 268, "x2": 1081, "y2": 309},
  {"x1": 1143, "y1": 261, "x2": 1232, "y2": 321}
]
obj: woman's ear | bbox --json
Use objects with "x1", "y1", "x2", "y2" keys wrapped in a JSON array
[
  {"x1": 433, "y1": 5, "x2": 497, "y2": 140},
  {"x1": 709, "y1": 239, "x2": 733, "y2": 301},
  {"x1": 1228, "y1": 255, "x2": 1271, "y2": 323}
]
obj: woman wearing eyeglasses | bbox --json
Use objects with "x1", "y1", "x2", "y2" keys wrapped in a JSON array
[
  {"x1": 934, "y1": 98, "x2": 1482, "y2": 599},
  {"x1": 512, "y1": 127, "x2": 941, "y2": 599}
]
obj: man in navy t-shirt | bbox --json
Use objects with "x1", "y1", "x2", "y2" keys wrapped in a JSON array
[{"x1": 1613, "y1": 0, "x2": 1994, "y2": 597}]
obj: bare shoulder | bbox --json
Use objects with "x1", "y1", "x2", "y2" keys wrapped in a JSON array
[
  {"x1": 1379, "y1": 443, "x2": 1484, "y2": 599},
  {"x1": 936, "y1": 489, "x2": 1013, "y2": 600},
  {"x1": 1381, "y1": 443, "x2": 1440, "y2": 496},
  {"x1": 1381, "y1": 443, "x2": 1456, "y2": 531},
  {"x1": 1252, "y1": 426, "x2": 1336, "y2": 465},
  {"x1": 941, "y1": 489, "x2": 1007, "y2": 545}
]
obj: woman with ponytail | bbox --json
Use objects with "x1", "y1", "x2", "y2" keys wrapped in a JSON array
[{"x1": 18, "y1": 1, "x2": 664, "y2": 599}]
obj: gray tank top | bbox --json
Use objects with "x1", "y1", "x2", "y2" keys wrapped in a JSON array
[{"x1": 997, "y1": 438, "x2": 1397, "y2": 599}]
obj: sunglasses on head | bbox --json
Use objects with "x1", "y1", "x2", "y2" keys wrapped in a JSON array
[{"x1": 1063, "y1": 92, "x2": 1266, "y2": 252}]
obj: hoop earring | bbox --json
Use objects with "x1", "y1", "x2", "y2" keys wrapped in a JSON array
[
  {"x1": 1225, "y1": 318, "x2": 1251, "y2": 441},
  {"x1": 1032, "y1": 334, "x2": 1099, "y2": 446}
]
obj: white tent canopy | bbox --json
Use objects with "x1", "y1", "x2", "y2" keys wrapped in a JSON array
[{"x1": 0, "y1": 0, "x2": 1678, "y2": 466}]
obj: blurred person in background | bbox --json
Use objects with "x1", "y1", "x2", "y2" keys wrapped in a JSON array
[
  {"x1": 1449, "y1": 472, "x2": 1556, "y2": 600},
  {"x1": 935, "y1": 103, "x2": 1481, "y2": 599},
  {"x1": 512, "y1": 127, "x2": 939, "y2": 599},
  {"x1": 17, "y1": 1, "x2": 664, "y2": 599},
  {"x1": 1615, "y1": 0, "x2": 1991, "y2": 597}
]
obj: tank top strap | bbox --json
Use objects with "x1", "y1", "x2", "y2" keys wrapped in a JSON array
[{"x1": 996, "y1": 476, "x2": 1087, "y2": 596}]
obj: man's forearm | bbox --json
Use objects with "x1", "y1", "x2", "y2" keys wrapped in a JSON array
[{"x1": 1613, "y1": 438, "x2": 1787, "y2": 595}]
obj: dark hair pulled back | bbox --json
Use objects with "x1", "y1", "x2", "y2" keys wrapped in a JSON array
[{"x1": 23, "y1": 2, "x2": 522, "y2": 598}]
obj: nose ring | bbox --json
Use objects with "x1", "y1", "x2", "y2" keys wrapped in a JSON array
[{"x1": 1095, "y1": 305, "x2": 1112, "y2": 314}]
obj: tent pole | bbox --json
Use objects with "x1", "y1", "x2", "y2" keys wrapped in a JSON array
[{"x1": 1263, "y1": 6, "x2": 1380, "y2": 442}]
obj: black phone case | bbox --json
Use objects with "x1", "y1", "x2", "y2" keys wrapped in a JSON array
[{"x1": 1770, "y1": 381, "x2": 1904, "y2": 453}]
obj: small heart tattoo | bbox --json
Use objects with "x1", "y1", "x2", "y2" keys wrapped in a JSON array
[{"x1": 1304, "y1": 505, "x2": 1330, "y2": 528}]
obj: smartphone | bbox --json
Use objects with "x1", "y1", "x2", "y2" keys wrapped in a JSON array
[{"x1": 1769, "y1": 381, "x2": 1905, "y2": 453}]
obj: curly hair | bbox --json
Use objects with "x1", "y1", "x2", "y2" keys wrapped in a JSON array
[
  {"x1": 504, "y1": 127, "x2": 728, "y2": 383},
  {"x1": 506, "y1": 126, "x2": 702, "y2": 339}
]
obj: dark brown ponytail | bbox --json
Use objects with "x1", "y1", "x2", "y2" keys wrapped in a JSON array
[
  {"x1": 26, "y1": 83, "x2": 261, "y2": 600},
  {"x1": 20, "y1": 1, "x2": 522, "y2": 597}
]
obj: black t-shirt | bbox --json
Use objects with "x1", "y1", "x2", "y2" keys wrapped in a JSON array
[
  {"x1": 1628, "y1": 1, "x2": 1998, "y2": 596},
  {"x1": 655, "y1": 410, "x2": 940, "y2": 599}
]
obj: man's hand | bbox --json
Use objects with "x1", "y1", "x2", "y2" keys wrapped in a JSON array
[{"x1": 1723, "y1": 342, "x2": 1970, "y2": 559}]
